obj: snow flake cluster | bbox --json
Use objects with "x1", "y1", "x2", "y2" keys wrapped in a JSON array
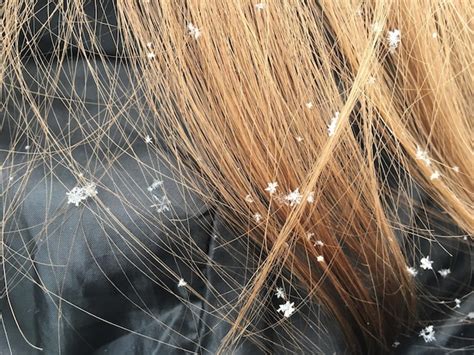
[
  {"x1": 187, "y1": 23, "x2": 202, "y2": 39},
  {"x1": 419, "y1": 325, "x2": 436, "y2": 343},
  {"x1": 387, "y1": 29, "x2": 401, "y2": 52},
  {"x1": 66, "y1": 182, "x2": 98, "y2": 206}
]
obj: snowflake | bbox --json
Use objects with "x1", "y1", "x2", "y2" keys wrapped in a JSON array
[
  {"x1": 368, "y1": 76, "x2": 376, "y2": 85},
  {"x1": 327, "y1": 111, "x2": 340, "y2": 137},
  {"x1": 387, "y1": 29, "x2": 401, "y2": 52},
  {"x1": 437, "y1": 268, "x2": 451, "y2": 278},
  {"x1": 430, "y1": 170, "x2": 440, "y2": 180},
  {"x1": 187, "y1": 23, "x2": 202, "y2": 39},
  {"x1": 295, "y1": 135, "x2": 304, "y2": 142},
  {"x1": 147, "y1": 179, "x2": 163, "y2": 192},
  {"x1": 178, "y1": 278, "x2": 187, "y2": 287},
  {"x1": 306, "y1": 232, "x2": 315, "y2": 241},
  {"x1": 407, "y1": 266, "x2": 418, "y2": 277},
  {"x1": 454, "y1": 298, "x2": 461, "y2": 309},
  {"x1": 275, "y1": 287, "x2": 286, "y2": 299},
  {"x1": 146, "y1": 42, "x2": 152, "y2": 48},
  {"x1": 25, "y1": 145, "x2": 30, "y2": 150},
  {"x1": 392, "y1": 341, "x2": 400, "y2": 348},
  {"x1": 371, "y1": 22, "x2": 383, "y2": 34},
  {"x1": 253, "y1": 212, "x2": 262, "y2": 223},
  {"x1": 265, "y1": 181, "x2": 278, "y2": 195},
  {"x1": 305, "y1": 101, "x2": 313, "y2": 109},
  {"x1": 145, "y1": 135, "x2": 153, "y2": 144},
  {"x1": 314, "y1": 240, "x2": 324, "y2": 246},
  {"x1": 66, "y1": 182, "x2": 98, "y2": 206},
  {"x1": 415, "y1": 146, "x2": 431, "y2": 166},
  {"x1": 419, "y1": 325, "x2": 436, "y2": 343},
  {"x1": 420, "y1": 256, "x2": 433, "y2": 270},
  {"x1": 147, "y1": 52, "x2": 155, "y2": 59},
  {"x1": 316, "y1": 255, "x2": 325, "y2": 263},
  {"x1": 307, "y1": 191, "x2": 315, "y2": 203},
  {"x1": 467, "y1": 312, "x2": 474, "y2": 320},
  {"x1": 277, "y1": 301, "x2": 296, "y2": 318},
  {"x1": 83, "y1": 182, "x2": 98, "y2": 198},
  {"x1": 245, "y1": 194, "x2": 255, "y2": 203},
  {"x1": 285, "y1": 188, "x2": 303, "y2": 206},
  {"x1": 151, "y1": 194, "x2": 171, "y2": 213},
  {"x1": 255, "y1": 2, "x2": 266, "y2": 10},
  {"x1": 432, "y1": 32, "x2": 438, "y2": 38},
  {"x1": 452, "y1": 166, "x2": 459, "y2": 172}
]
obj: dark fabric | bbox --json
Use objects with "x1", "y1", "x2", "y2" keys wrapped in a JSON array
[{"x1": 1, "y1": 1, "x2": 472, "y2": 354}]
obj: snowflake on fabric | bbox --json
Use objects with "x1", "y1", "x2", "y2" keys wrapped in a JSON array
[
  {"x1": 407, "y1": 266, "x2": 418, "y2": 277},
  {"x1": 437, "y1": 268, "x2": 451, "y2": 278},
  {"x1": 66, "y1": 182, "x2": 98, "y2": 206},
  {"x1": 151, "y1": 194, "x2": 171, "y2": 213},
  {"x1": 187, "y1": 23, "x2": 202, "y2": 39},
  {"x1": 178, "y1": 278, "x2": 187, "y2": 287},
  {"x1": 419, "y1": 325, "x2": 436, "y2": 343},
  {"x1": 278, "y1": 301, "x2": 296, "y2": 318},
  {"x1": 285, "y1": 188, "x2": 303, "y2": 206},
  {"x1": 265, "y1": 181, "x2": 278, "y2": 195},
  {"x1": 420, "y1": 256, "x2": 433, "y2": 270},
  {"x1": 387, "y1": 29, "x2": 401, "y2": 52},
  {"x1": 275, "y1": 287, "x2": 286, "y2": 300},
  {"x1": 327, "y1": 111, "x2": 340, "y2": 137}
]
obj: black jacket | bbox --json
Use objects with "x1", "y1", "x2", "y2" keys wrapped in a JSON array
[{"x1": 1, "y1": 1, "x2": 472, "y2": 354}]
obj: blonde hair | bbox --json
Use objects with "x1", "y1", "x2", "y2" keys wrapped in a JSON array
[{"x1": 2, "y1": 0, "x2": 472, "y2": 353}]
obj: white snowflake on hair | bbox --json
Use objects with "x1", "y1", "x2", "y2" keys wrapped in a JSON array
[
  {"x1": 306, "y1": 101, "x2": 313, "y2": 109},
  {"x1": 285, "y1": 188, "x2": 303, "y2": 206},
  {"x1": 295, "y1": 136, "x2": 304, "y2": 143},
  {"x1": 147, "y1": 52, "x2": 156, "y2": 59},
  {"x1": 275, "y1": 287, "x2": 286, "y2": 299},
  {"x1": 265, "y1": 181, "x2": 278, "y2": 195},
  {"x1": 387, "y1": 29, "x2": 401, "y2": 52},
  {"x1": 430, "y1": 170, "x2": 440, "y2": 180},
  {"x1": 187, "y1": 23, "x2": 202, "y2": 39},
  {"x1": 371, "y1": 22, "x2": 383, "y2": 34},
  {"x1": 278, "y1": 301, "x2": 296, "y2": 318},
  {"x1": 253, "y1": 212, "x2": 263, "y2": 223},
  {"x1": 316, "y1": 255, "x2": 325, "y2": 263},
  {"x1": 452, "y1": 166, "x2": 460, "y2": 172},
  {"x1": 327, "y1": 111, "x2": 340, "y2": 137},
  {"x1": 245, "y1": 194, "x2": 255, "y2": 203},
  {"x1": 420, "y1": 256, "x2": 433, "y2": 270},
  {"x1": 454, "y1": 298, "x2": 461, "y2": 309},
  {"x1": 467, "y1": 312, "x2": 474, "y2": 319},
  {"x1": 437, "y1": 268, "x2": 451, "y2": 278},
  {"x1": 151, "y1": 194, "x2": 171, "y2": 213},
  {"x1": 314, "y1": 240, "x2": 324, "y2": 246},
  {"x1": 392, "y1": 341, "x2": 400, "y2": 348},
  {"x1": 432, "y1": 32, "x2": 438, "y2": 38},
  {"x1": 178, "y1": 278, "x2": 187, "y2": 287},
  {"x1": 255, "y1": 2, "x2": 266, "y2": 10},
  {"x1": 306, "y1": 232, "x2": 315, "y2": 241},
  {"x1": 407, "y1": 266, "x2": 418, "y2": 277},
  {"x1": 307, "y1": 191, "x2": 315, "y2": 203},
  {"x1": 416, "y1": 146, "x2": 431, "y2": 166},
  {"x1": 147, "y1": 179, "x2": 163, "y2": 192},
  {"x1": 419, "y1": 325, "x2": 436, "y2": 343},
  {"x1": 368, "y1": 76, "x2": 376, "y2": 85},
  {"x1": 66, "y1": 182, "x2": 98, "y2": 206},
  {"x1": 145, "y1": 135, "x2": 153, "y2": 144}
]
